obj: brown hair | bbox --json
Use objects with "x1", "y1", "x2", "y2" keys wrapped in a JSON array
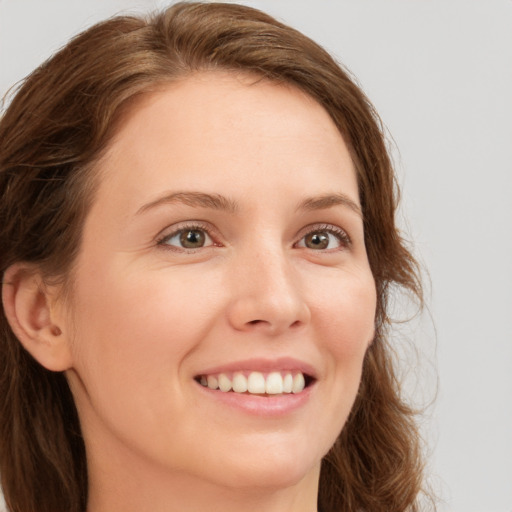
[{"x1": 0, "y1": 3, "x2": 427, "y2": 511}]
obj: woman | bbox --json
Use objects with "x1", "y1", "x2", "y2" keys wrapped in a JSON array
[{"x1": 0, "y1": 3, "x2": 428, "y2": 512}]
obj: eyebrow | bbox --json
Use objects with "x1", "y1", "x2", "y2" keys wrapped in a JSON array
[
  {"x1": 136, "y1": 191, "x2": 239, "y2": 215},
  {"x1": 297, "y1": 193, "x2": 363, "y2": 218},
  {"x1": 136, "y1": 190, "x2": 362, "y2": 218}
]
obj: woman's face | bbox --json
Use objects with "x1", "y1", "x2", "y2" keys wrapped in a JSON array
[{"x1": 62, "y1": 73, "x2": 376, "y2": 494}]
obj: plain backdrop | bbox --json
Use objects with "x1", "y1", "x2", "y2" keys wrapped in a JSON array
[{"x1": 1, "y1": 1, "x2": 511, "y2": 511}]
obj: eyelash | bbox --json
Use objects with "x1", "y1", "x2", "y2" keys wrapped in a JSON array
[{"x1": 156, "y1": 222, "x2": 351, "y2": 252}]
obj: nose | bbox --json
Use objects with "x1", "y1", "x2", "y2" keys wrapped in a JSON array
[{"x1": 226, "y1": 246, "x2": 311, "y2": 336}]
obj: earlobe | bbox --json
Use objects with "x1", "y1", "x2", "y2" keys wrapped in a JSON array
[{"x1": 2, "y1": 263, "x2": 73, "y2": 372}]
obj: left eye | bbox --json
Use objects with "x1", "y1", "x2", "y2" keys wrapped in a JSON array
[
  {"x1": 296, "y1": 229, "x2": 348, "y2": 250},
  {"x1": 160, "y1": 228, "x2": 214, "y2": 249}
]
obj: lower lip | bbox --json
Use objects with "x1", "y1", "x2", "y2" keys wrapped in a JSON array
[{"x1": 195, "y1": 381, "x2": 314, "y2": 417}]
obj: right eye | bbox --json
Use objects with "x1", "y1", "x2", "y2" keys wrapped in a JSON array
[{"x1": 158, "y1": 226, "x2": 214, "y2": 250}]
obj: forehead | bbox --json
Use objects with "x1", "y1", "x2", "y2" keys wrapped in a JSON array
[{"x1": 93, "y1": 71, "x2": 358, "y2": 213}]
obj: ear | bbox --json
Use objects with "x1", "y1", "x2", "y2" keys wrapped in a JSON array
[{"x1": 2, "y1": 263, "x2": 73, "y2": 372}]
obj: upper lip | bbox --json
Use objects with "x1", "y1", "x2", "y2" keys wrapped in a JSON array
[{"x1": 194, "y1": 357, "x2": 318, "y2": 379}]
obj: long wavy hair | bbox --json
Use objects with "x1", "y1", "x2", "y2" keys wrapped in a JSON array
[{"x1": 0, "y1": 3, "x2": 427, "y2": 511}]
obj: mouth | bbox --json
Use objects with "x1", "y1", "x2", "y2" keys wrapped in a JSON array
[{"x1": 194, "y1": 370, "x2": 315, "y2": 396}]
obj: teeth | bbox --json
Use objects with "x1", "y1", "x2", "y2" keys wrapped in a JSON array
[
  {"x1": 207, "y1": 375, "x2": 218, "y2": 390},
  {"x1": 283, "y1": 373, "x2": 293, "y2": 393},
  {"x1": 199, "y1": 371, "x2": 308, "y2": 395},
  {"x1": 232, "y1": 372, "x2": 248, "y2": 393},
  {"x1": 265, "y1": 372, "x2": 283, "y2": 394},
  {"x1": 247, "y1": 372, "x2": 266, "y2": 393},
  {"x1": 218, "y1": 373, "x2": 232, "y2": 392},
  {"x1": 292, "y1": 373, "x2": 305, "y2": 394}
]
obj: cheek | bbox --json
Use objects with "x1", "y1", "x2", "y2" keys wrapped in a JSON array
[
  {"x1": 64, "y1": 265, "x2": 225, "y2": 458},
  {"x1": 71, "y1": 264, "x2": 212, "y2": 346},
  {"x1": 312, "y1": 269, "x2": 376, "y2": 414},
  {"x1": 315, "y1": 269, "x2": 376, "y2": 352},
  {"x1": 66, "y1": 265, "x2": 218, "y2": 403},
  {"x1": 294, "y1": 269, "x2": 376, "y2": 458}
]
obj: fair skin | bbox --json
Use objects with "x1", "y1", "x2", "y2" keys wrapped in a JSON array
[{"x1": 4, "y1": 73, "x2": 376, "y2": 512}]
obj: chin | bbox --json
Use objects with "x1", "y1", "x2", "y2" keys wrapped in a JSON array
[{"x1": 202, "y1": 442, "x2": 322, "y2": 492}]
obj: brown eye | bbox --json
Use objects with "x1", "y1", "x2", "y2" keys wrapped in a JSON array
[
  {"x1": 304, "y1": 232, "x2": 329, "y2": 249},
  {"x1": 296, "y1": 227, "x2": 349, "y2": 251},
  {"x1": 180, "y1": 229, "x2": 206, "y2": 248},
  {"x1": 160, "y1": 227, "x2": 213, "y2": 249}
]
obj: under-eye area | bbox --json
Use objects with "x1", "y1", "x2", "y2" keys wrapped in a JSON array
[{"x1": 195, "y1": 371, "x2": 316, "y2": 395}]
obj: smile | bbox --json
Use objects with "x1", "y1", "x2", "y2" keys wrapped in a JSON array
[{"x1": 196, "y1": 371, "x2": 311, "y2": 395}]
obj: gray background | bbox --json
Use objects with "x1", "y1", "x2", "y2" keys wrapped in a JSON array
[{"x1": 1, "y1": 1, "x2": 511, "y2": 511}]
